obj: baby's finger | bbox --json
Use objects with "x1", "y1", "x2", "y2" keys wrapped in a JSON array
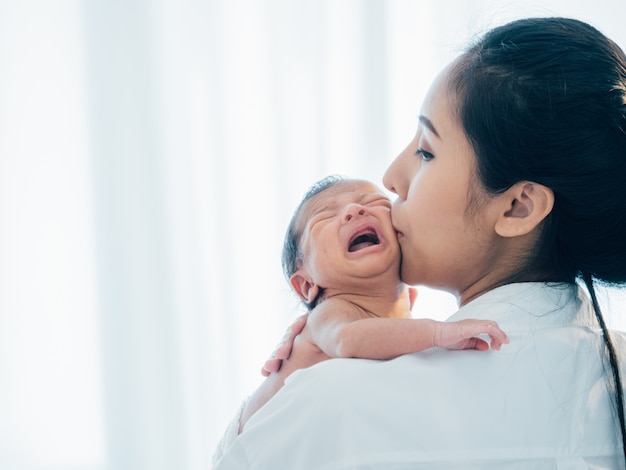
[
  {"x1": 262, "y1": 357, "x2": 282, "y2": 376},
  {"x1": 260, "y1": 314, "x2": 309, "y2": 377},
  {"x1": 489, "y1": 333, "x2": 509, "y2": 350},
  {"x1": 469, "y1": 337, "x2": 489, "y2": 351},
  {"x1": 275, "y1": 314, "x2": 309, "y2": 359},
  {"x1": 469, "y1": 320, "x2": 508, "y2": 350},
  {"x1": 489, "y1": 335, "x2": 507, "y2": 350},
  {"x1": 488, "y1": 330, "x2": 509, "y2": 350},
  {"x1": 272, "y1": 342, "x2": 291, "y2": 360},
  {"x1": 289, "y1": 313, "x2": 308, "y2": 334}
]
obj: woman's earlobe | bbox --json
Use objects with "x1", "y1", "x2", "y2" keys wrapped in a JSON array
[{"x1": 495, "y1": 182, "x2": 554, "y2": 237}]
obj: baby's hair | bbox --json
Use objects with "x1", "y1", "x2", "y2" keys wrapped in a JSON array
[{"x1": 282, "y1": 175, "x2": 349, "y2": 310}]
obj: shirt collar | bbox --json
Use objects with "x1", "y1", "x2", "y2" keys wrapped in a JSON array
[{"x1": 448, "y1": 282, "x2": 596, "y2": 333}]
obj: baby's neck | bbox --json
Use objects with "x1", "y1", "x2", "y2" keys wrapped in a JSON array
[{"x1": 321, "y1": 284, "x2": 411, "y2": 319}]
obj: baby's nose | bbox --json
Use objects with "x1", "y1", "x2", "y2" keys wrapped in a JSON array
[{"x1": 343, "y1": 204, "x2": 367, "y2": 222}]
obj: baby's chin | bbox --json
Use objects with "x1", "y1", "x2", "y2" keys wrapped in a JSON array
[{"x1": 349, "y1": 261, "x2": 403, "y2": 285}]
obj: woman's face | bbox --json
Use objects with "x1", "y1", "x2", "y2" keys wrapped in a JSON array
[{"x1": 383, "y1": 66, "x2": 501, "y2": 303}]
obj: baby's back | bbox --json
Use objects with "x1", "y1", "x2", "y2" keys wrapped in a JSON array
[{"x1": 238, "y1": 324, "x2": 329, "y2": 432}]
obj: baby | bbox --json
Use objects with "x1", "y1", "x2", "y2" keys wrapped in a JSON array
[{"x1": 238, "y1": 175, "x2": 509, "y2": 432}]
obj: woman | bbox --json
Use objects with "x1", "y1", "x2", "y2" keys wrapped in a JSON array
[{"x1": 214, "y1": 17, "x2": 626, "y2": 469}]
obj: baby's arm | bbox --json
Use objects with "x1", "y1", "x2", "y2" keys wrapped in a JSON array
[{"x1": 309, "y1": 299, "x2": 508, "y2": 359}]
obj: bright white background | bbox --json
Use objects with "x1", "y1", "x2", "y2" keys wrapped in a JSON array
[{"x1": 1, "y1": 1, "x2": 625, "y2": 469}]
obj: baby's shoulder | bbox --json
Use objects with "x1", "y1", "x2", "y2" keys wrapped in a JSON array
[{"x1": 310, "y1": 297, "x2": 369, "y2": 323}]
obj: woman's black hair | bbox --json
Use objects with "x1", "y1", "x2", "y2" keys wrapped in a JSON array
[
  {"x1": 281, "y1": 175, "x2": 347, "y2": 310},
  {"x1": 450, "y1": 17, "x2": 626, "y2": 463}
]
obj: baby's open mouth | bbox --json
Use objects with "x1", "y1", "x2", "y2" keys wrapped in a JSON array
[{"x1": 348, "y1": 229, "x2": 380, "y2": 252}]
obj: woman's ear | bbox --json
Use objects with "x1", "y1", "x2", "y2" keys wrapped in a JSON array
[
  {"x1": 494, "y1": 181, "x2": 554, "y2": 237},
  {"x1": 290, "y1": 271, "x2": 320, "y2": 304}
]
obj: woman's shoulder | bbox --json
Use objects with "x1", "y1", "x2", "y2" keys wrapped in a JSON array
[
  {"x1": 247, "y1": 331, "x2": 621, "y2": 467},
  {"x1": 451, "y1": 282, "x2": 590, "y2": 328}
]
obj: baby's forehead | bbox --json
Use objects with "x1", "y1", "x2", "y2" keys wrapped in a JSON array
[{"x1": 300, "y1": 180, "x2": 386, "y2": 221}]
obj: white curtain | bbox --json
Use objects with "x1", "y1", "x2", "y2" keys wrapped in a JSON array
[{"x1": 1, "y1": 1, "x2": 625, "y2": 469}]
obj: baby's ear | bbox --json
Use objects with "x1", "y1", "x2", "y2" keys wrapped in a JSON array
[
  {"x1": 290, "y1": 272, "x2": 320, "y2": 304},
  {"x1": 494, "y1": 181, "x2": 554, "y2": 237}
]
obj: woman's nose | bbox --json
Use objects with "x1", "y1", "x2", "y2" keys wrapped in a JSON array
[
  {"x1": 382, "y1": 167, "x2": 396, "y2": 195},
  {"x1": 342, "y1": 204, "x2": 367, "y2": 222},
  {"x1": 383, "y1": 154, "x2": 406, "y2": 199}
]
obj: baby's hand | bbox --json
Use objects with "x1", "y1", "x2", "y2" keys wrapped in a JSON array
[
  {"x1": 434, "y1": 319, "x2": 509, "y2": 351},
  {"x1": 261, "y1": 313, "x2": 308, "y2": 376}
]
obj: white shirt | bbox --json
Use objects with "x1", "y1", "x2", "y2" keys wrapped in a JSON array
[{"x1": 213, "y1": 283, "x2": 626, "y2": 469}]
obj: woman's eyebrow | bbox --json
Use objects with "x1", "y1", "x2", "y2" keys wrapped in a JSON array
[{"x1": 418, "y1": 115, "x2": 440, "y2": 138}]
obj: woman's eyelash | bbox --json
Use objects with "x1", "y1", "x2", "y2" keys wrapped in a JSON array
[{"x1": 416, "y1": 147, "x2": 434, "y2": 160}]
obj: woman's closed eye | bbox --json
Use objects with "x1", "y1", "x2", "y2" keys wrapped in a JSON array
[{"x1": 415, "y1": 147, "x2": 434, "y2": 161}]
